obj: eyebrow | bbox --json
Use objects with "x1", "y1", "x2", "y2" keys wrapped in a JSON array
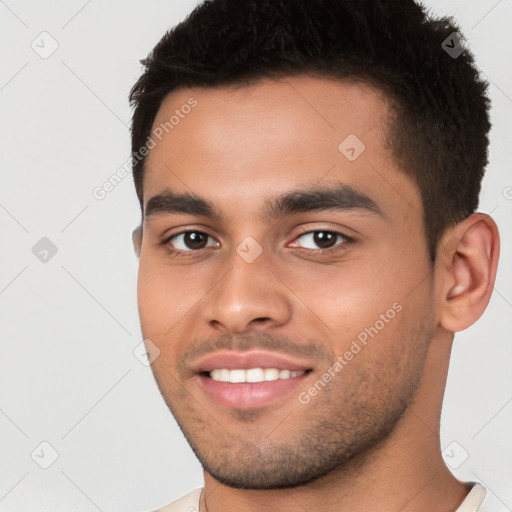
[
  {"x1": 144, "y1": 183, "x2": 385, "y2": 221},
  {"x1": 145, "y1": 188, "x2": 222, "y2": 219},
  {"x1": 264, "y1": 183, "x2": 385, "y2": 220}
]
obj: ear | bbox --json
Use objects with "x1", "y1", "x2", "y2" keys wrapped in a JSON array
[
  {"x1": 132, "y1": 225, "x2": 142, "y2": 258},
  {"x1": 437, "y1": 213, "x2": 500, "y2": 332}
]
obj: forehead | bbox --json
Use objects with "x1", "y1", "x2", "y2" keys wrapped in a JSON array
[{"x1": 143, "y1": 75, "x2": 421, "y2": 222}]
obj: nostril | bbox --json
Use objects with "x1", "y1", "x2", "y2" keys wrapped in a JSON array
[{"x1": 252, "y1": 317, "x2": 270, "y2": 323}]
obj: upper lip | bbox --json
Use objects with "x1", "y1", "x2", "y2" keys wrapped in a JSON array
[{"x1": 190, "y1": 350, "x2": 314, "y2": 374}]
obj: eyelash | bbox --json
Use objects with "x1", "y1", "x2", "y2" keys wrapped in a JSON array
[
  {"x1": 160, "y1": 229, "x2": 354, "y2": 257},
  {"x1": 292, "y1": 228, "x2": 355, "y2": 254}
]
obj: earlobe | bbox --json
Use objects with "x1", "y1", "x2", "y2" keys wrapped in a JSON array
[
  {"x1": 438, "y1": 213, "x2": 499, "y2": 332},
  {"x1": 132, "y1": 225, "x2": 143, "y2": 258}
]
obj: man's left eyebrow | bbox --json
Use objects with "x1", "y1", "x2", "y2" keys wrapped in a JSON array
[{"x1": 263, "y1": 183, "x2": 386, "y2": 220}]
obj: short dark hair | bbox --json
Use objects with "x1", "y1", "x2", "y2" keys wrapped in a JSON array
[{"x1": 129, "y1": 0, "x2": 491, "y2": 263}]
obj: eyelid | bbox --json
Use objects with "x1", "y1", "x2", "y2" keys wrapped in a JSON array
[
  {"x1": 161, "y1": 226, "x2": 354, "y2": 257},
  {"x1": 293, "y1": 223, "x2": 356, "y2": 238},
  {"x1": 162, "y1": 229, "x2": 219, "y2": 252},
  {"x1": 175, "y1": 232, "x2": 217, "y2": 246},
  {"x1": 160, "y1": 224, "x2": 217, "y2": 242},
  {"x1": 288, "y1": 227, "x2": 353, "y2": 250}
]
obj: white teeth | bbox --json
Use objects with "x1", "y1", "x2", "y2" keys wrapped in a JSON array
[
  {"x1": 264, "y1": 368, "x2": 279, "y2": 381},
  {"x1": 209, "y1": 368, "x2": 305, "y2": 383},
  {"x1": 229, "y1": 369, "x2": 246, "y2": 383},
  {"x1": 217, "y1": 369, "x2": 230, "y2": 382},
  {"x1": 246, "y1": 368, "x2": 265, "y2": 382}
]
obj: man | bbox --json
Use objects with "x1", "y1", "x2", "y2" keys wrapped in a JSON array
[{"x1": 129, "y1": 0, "x2": 501, "y2": 510}]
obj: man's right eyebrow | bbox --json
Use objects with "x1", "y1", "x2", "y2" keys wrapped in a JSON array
[{"x1": 144, "y1": 189, "x2": 223, "y2": 220}]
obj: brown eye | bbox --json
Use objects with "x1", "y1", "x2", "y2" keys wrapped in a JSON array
[
  {"x1": 313, "y1": 231, "x2": 337, "y2": 249},
  {"x1": 183, "y1": 232, "x2": 208, "y2": 250},
  {"x1": 295, "y1": 230, "x2": 348, "y2": 250},
  {"x1": 167, "y1": 231, "x2": 219, "y2": 252}
]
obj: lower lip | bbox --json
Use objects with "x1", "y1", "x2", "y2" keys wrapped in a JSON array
[{"x1": 197, "y1": 373, "x2": 310, "y2": 409}]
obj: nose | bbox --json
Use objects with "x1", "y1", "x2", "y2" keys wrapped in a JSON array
[{"x1": 203, "y1": 248, "x2": 293, "y2": 334}]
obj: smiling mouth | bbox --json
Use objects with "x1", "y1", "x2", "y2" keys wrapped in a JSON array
[
  {"x1": 208, "y1": 368, "x2": 308, "y2": 383},
  {"x1": 197, "y1": 368, "x2": 313, "y2": 409},
  {"x1": 191, "y1": 349, "x2": 315, "y2": 409}
]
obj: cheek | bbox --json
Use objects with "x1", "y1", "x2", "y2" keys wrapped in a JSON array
[
  {"x1": 137, "y1": 258, "x2": 179, "y2": 337},
  {"x1": 286, "y1": 242, "x2": 430, "y2": 353},
  {"x1": 282, "y1": 257, "x2": 402, "y2": 340},
  {"x1": 137, "y1": 262, "x2": 188, "y2": 377},
  {"x1": 136, "y1": 255, "x2": 212, "y2": 345}
]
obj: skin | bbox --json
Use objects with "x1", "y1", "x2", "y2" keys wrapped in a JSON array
[{"x1": 134, "y1": 75, "x2": 500, "y2": 512}]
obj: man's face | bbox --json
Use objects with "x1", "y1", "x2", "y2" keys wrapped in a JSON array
[{"x1": 137, "y1": 75, "x2": 437, "y2": 488}]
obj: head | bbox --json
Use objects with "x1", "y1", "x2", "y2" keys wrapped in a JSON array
[{"x1": 129, "y1": 0, "x2": 499, "y2": 490}]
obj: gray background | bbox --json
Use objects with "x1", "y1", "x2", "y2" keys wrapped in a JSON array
[{"x1": 0, "y1": 1, "x2": 510, "y2": 510}]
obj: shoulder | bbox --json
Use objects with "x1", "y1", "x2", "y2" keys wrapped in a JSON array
[
  {"x1": 457, "y1": 482, "x2": 506, "y2": 512},
  {"x1": 151, "y1": 488, "x2": 202, "y2": 512},
  {"x1": 458, "y1": 483, "x2": 487, "y2": 511}
]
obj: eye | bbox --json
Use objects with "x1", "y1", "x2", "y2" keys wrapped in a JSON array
[
  {"x1": 291, "y1": 230, "x2": 352, "y2": 252},
  {"x1": 164, "y1": 231, "x2": 219, "y2": 253}
]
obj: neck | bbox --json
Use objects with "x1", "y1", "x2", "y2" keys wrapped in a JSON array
[{"x1": 199, "y1": 330, "x2": 469, "y2": 512}]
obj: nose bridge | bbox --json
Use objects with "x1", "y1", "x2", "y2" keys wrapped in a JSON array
[{"x1": 205, "y1": 240, "x2": 291, "y2": 332}]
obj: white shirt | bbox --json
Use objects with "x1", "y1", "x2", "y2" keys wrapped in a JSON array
[{"x1": 153, "y1": 482, "x2": 492, "y2": 512}]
